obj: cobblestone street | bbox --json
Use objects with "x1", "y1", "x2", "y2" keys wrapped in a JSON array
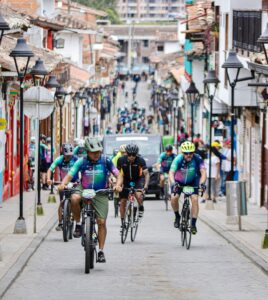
[{"x1": 3, "y1": 200, "x2": 268, "y2": 300}]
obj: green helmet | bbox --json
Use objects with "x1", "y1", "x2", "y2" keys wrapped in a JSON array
[{"x1": 84, "y1": 137, "x2": 103, "y2": 152}]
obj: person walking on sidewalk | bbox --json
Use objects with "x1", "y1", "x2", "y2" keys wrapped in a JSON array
[
  {"x1": 203, "y1": 151, "x2": 220, "y2": 203},
  {"x1": 47, "y1": 143, "x2": 78, "y2": 231},
  {"x1": 169, "y1": 141, "x2": 207, "y2": 235}
]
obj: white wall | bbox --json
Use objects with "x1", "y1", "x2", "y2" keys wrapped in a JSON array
[
  {"x1": 41, "y1": 0, "x2": 55, "y2": 16},
  {"x1": 54, "y1": 33, "x2": 83, "y2": 67},
  {"x1": 164, "y1": 42, "x2": 180, "y2": 54}
]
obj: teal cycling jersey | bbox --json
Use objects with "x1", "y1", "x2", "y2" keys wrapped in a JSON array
[
  {"x1": 49, "y1": 155, "x2": 78, "y2": 182},
  {"x1": 73, "y1": 146, "x2": 87, "y2": 158},
  {"x1": 170, "y1": 154, "x2": 205, "y2": 185},
  {"x1": 157, "y1": 152, "x2": 176, "y2": 173}
]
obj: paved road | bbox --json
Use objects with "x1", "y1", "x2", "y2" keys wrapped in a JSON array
[{"x1": 3, "y1": 200, "x2": 268, "y2": 300}]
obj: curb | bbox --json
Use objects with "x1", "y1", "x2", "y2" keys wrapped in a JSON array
[
  {"x1": 199, "y1": 213, "x2": 268, "y2": 276},
  {"x1": 0, "y1": 212, "x2": 58, "y2": 298}
]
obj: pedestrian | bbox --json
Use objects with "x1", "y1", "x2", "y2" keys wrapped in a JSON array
[
  {"x1": 221, "y1": 139, "x2": 232, "y2": 195},
  {"x1": 203, "y1": 151, "x2": 220, "y2": 203},
  {"x1": 40, "y1": 134, "x2": 49, "y2": 190}
]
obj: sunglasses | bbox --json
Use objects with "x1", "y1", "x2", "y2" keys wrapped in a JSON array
[
  {"x1": 184, "y1": 152, "x2": 193, "y2": 156},
  {"x1": 127, "y1": 153, "x2": 136, "y2": 157}
]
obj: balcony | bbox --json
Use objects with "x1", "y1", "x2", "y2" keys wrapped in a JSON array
[{"x1": 233, "y1": 10, "x2": 262, "y2": 53}]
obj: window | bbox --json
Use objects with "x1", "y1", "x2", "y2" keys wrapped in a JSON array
[
  {"x1": 143, "y1": 40, "x2": 149, "y2": 47},
  {"x1": 233, "y1": 10, "x2": 261, "y2": 52},
  {"x1": 157, "y1": 45, "x2": 164, "y2": 52},
  {"x1": 142, "y1": 57, "x2": 149, "y2": 63}
]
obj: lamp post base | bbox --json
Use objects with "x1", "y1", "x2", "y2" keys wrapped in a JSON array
[
  {"x1": 205, "y1": 200, "x2": 215, "y2": 210},
  {"x1": 37, "y1": 204, "x2": 44, "y2": 216},
  {"x1": 261, "y1": 230, "x2": 268, "y2": 249},
  {"x1": 226, "y1": 215, "x2": 239, "y2": 225},
  {"x1": 48, "y1": 194, "x2": 57, "y2": 203},
  {"x1": 14, "y1": 218, "x2": 27, "y2": 234}
]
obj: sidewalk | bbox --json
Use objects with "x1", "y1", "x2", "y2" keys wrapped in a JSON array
[
  {"x1": 199, "y1": 197, "x2": 268, "y2": 274},
  {"x1": 0, "y1": 190, "x2": 58, "y2": 296}
]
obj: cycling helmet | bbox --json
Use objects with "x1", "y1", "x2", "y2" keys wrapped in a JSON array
[
  {"x1": 84, "y1": 137, "x2": 103, "y2": 152},
  {"x1": 165, "y1": 144, "x2": 173, "y2": 151},
  {"x1": 79, "y1": 139, "x2": 85, "y2": 147},
  {"x1": 180, "y1": 141, "x2": 195, "y2": 153},
  {"x1": 119, "y1": 144, "x2": 126, "y2": 152},
  {"x1": 46, "y1": 137, "x2": 51, "y2": 143},
  {"x1": 74, "y1": 138, "x2": 80, "y2": 147},
  {"x1": 62, "y1": 143, "x2": 74, "y2": 155},
  {"x1": 211, "y1": 141, "x2": 222, "y2": 148},
  {"x1": 126, "y1": 143, "x2": 139, "y2": 155}
]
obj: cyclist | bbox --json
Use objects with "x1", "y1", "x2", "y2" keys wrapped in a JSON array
[
  {"x1": 112, "y1": 144, "x2": 126, "y2": 167},
  {"x1": 169, "y1": 141, "x2": 207, "y2": 235},
  {"x1": 73, "y1": 139, "x2": 86, "y2": 158},
  {"x1": 47, "y1": 143, "x2": 78, "y2": 231},
  {"x1": 157, "y1": 144, "x2": 176, "y2": 198},
  {"x1": 114, "y1": 143, "x2": 150, "y2": 229},
  {"x1": 59, "y1": 137, "x2": 120, "y2": 263}
]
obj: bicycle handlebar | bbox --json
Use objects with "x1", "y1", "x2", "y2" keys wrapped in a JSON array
[{"x1": 173, "y1": 183, "x2": 205, "y2": 197}]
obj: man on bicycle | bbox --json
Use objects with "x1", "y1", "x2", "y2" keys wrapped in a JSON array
[
  {"x1": 115, "y1": 144, "x2": 150, "y2": 229},
  {"x1": 47, "y1": 143, "x2": 78, "y2": 231},
  {"x1": 59, "y1": 137, "x2": 119, "y2": 263},
  {"x1": 157, "y1": 144, "x2": 176, "y2": 198},
  {"x1": 169, "y1": 141, "x2": 206, "y2": 234}
]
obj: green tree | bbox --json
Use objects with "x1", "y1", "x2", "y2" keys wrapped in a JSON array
[{"x1": 73, "y1": 0, "x2": 121, "y2": 24}]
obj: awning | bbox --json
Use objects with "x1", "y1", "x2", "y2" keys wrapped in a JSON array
[{"x1": 204, "y1": 96, "x2": 229, "y2": 115}]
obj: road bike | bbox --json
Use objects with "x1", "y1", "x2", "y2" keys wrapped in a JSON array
[
  {"x1": 121, "y1": 183, "x2": 143, "y2": 244},
  {"x1": 174, "y1": 185, "x2": 204, "y2": 250},
  {"x1": 81, "y1": 188, "x2": 112, "y2": 274}
]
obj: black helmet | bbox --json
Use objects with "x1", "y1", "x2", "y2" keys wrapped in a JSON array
[
  {"x1": 165, "y1": 144, "x2": 173, "y2": 151},
  {"x1": 126, "y1": 143, "x2": 139, "y2": 155},
  {"x1": 62, "y1": 143, "x2": 73, "y2": 155}
]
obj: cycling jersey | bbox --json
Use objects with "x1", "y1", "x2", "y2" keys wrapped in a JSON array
[
  {"x1": 117, "y1": 155, "x2": 147, "y2": 181},
  {"x1": 170, "y1": 154, "x2": 205, "y2": 185},
  {"x1": 68, "y1": 155, "x2": 119, "y2": 190},
  {"x1": 73, "y1": 146, "x2": 87, "y2": 158},
  {"x1": 49, "y1": 155, "x2": 79, "y2": 182},
  {"x1": 157, "y1": 152, "x2": 176, "y2": 173}
]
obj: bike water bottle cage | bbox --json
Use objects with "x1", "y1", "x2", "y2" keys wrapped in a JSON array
[
  {"x1": 82, "y1": 189, "x2": 96, "y2": 200},
  {"x1": 182, "y1": 186, "x2": 195, "y2": 196}
]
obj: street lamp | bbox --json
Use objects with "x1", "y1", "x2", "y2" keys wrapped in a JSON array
[
  {"x1": 203, "y1": 70, "x2": 220, "y2": 203},
  {"x1": 257, "y1": 23, "x2": 268, "y2": 64},
  {"x1": 0, "y1": 13, "x2": 10, "y2": 45},
  {"x1": 221, "y1": 50, "x2": 255, "y2": 180},
  {"x1": 73, "y1": 91, "x2": 81, "y2": 138},
  {"x1": 30, "y1": 58, "x2": 48, "y2": 215},
  {"x1": 10, "y1": 38, "x2": 34, "y2": 233},
  {"x1": 185, "y1": 81, "x2": 200, "y2": 141},
  {"x1": 55, "y1": 86, "x2": 67, "y2": 150},
  {"x1": 45, "y1": 75, "x2": 60, "y2": 203}
]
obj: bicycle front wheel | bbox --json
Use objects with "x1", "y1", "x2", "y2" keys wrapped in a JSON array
[
  {"x1": 85, "y1": 217, "x2": 91, "y2": 274},
  {"x1": 121, "y1": 202, "x2": 131, "y2": 244},
  {"x1": 185, "y1": 208, "x2": 192, "y2": 250},
  {"x1": 62, "y1": 199, "x2": 71, "y2": 242},
  {"x1": 131, "y1": 207, "x2": 139, "y2": 242},
  {"x1": 164, "y1": 181, "x2": 169, "y2": 211}
]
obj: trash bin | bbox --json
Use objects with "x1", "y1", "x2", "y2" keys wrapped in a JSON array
[{"x1": 226, "y1": 181, "x2": 248, "y2": 216}]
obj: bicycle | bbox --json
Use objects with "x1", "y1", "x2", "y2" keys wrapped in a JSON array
[
  {"x1": 174, "y1": 185, "x2": 204, "y2": 250},
  {"x1": 61, "y1": 187, "x2": 75, "y2": 243},
  {"x1": 121, "y1": 183, "x2": 143, "y2": 244},
  {"x1": 163, "y1": 173, "x2": 170, "y2": 211},
  {"x1": 81, "y1": 188, "x2": 113, "y2": 274}
]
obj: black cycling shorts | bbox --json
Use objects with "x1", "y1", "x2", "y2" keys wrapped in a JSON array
[
  {"x1": 176, "y1": 178, "x2": 200, "y2": 196},
  {"x1": 119, "y1": 178, "x2": 145, "y2": 199}
]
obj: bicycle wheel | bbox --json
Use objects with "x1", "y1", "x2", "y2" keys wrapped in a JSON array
[
  {"x1": 164, "y1": 181, "x2": 168, "y2": 211},
  {"x1": 114, "y1": 197, "x2": 119, "y2": 218},
  {"x1": 62, "y1": 199, "x2": 70, "y2": 242},
  {"x1": 131, "y1": 207, "x2": 139, "y2": 242},
  {"x1": 121, "y1": 202, "x2": 131, "y2": 244},
  {"x1": 85, "y1": 217, "x2": 91, "y2": 274},
  {"x1": 89, "y1": 220, "x2": 95, "y2": 269},
  {"x1": 180, "y1": 220, "x2": 186, "y2": 247},
  {"x1": 185, "y1": 207, "x2": 192, "y2": 250},
  {"x1": 68, "y1": 217, "x2": 74, "y2": 240}
]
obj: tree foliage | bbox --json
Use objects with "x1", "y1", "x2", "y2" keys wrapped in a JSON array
[{"x1": 72, "y1": 0, "x2": 121, "y2": 24}]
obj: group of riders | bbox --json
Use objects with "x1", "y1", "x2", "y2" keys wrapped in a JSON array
[{"x1": 47, "y1": 136, "x2": 207, "y2": 263}]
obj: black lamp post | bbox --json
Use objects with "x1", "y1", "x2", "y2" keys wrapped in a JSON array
[
  {"x1": 55, "y1": 86, "x2": 67, "y2": 150},
  {"x1": 222, "y1": 50, "x2": 255, "y2": 180},
  {"x1": 170, "y1": 89, "x2": 179, "y2": 146},
  {"x1": 10, "y1": 38, "x2": 34, "y2": 233},
  {"x1": 73, "y1": 91, "x2": 81, "y2": 138},
  {"x1": 45, "y1": 75, "x2": 60, "y2": 202},
  {"x1": 185, "y1": 81, "x2": 200, "y2": 141},
  {"x1": 0, "y1": 13, "x2": 10, "y2": 45},
  {"x1": 203, "y1": 70, "x2": 220, "y2": 201},
  {"x1": 30, "y1": 59, "x2": 48, "y2": 213}
]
